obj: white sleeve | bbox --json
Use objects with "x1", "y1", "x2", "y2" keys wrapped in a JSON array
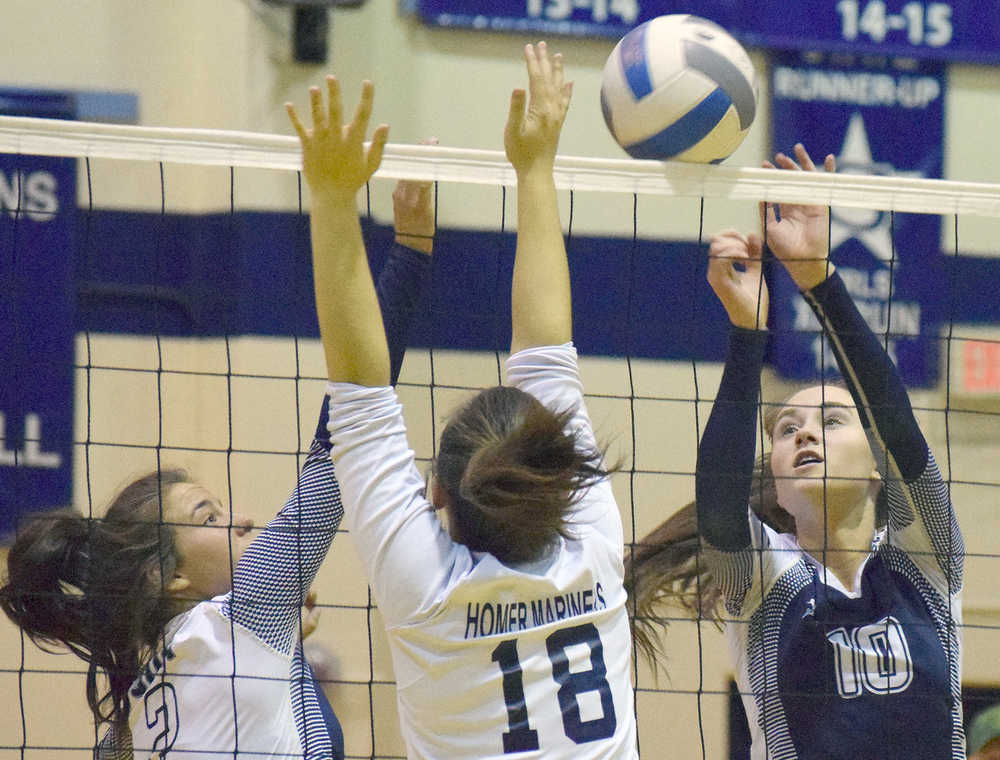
[
  {"x1": 326, "y1": 383, "x2": 469, "y2": 628},
  {"x1": 505, "y1": 343, "x2": 624, "y2": 555},
  {"x1": 883, "y1": 450, "x2": 963, "y2": 597},
  {"x1": 704, "y1": 509, "x2": 799, "y2": 618}
]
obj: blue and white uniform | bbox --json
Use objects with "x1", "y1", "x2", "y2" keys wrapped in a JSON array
[
  {"x1": 327, "y1": 343, "x2": 637, "y2": 760},
  {"x1": 697, "y1": 272, "x2": 964, "y2": 760},
  {"x1": 99, "y1": 244, "x2": 431, "y2": 760}
]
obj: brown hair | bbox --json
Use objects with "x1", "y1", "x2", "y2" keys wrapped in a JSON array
[
  {"x1": 434, "y1": 386, "x2": 613, "y2": 565},
  {"x1": 0, "y1": 469, "x2": 189, "y2": 729},
  {"x1": 626, "y1": 381, "x2": 887, "y2": 669},
  {"x1": 626, "y1": 458, "x2": 785, "y2": 667}
]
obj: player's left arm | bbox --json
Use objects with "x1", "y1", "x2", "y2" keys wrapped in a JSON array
[
  {"x1": 506, "y1": 41, "x2": 573, "y2": 355},
  {"x1": 804, "y1": 272, "x2": 962, "y2": 586},
  {"x1": 502, "y1": 44, "x2": 622, "y2": 543},
  {"x1": 767, "y1": 144, "x2": 962, "y2": 585}
]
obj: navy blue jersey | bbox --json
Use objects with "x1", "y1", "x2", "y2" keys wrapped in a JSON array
[{"x1": 697, "y1": 272, "x2": 964, "y2": 760}]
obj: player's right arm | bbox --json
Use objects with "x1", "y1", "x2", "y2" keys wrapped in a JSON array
[
  {"x1": 696, "y1": 230, "x2": 768, "y2": 549},
  {"x1": 694, "y1": 230, "x2": 770, "y2": 611},
  {"x1": 377, "y1": 163, "x2": 436, "y2": 384},
  {"x1": 287, "y1": 76, "x2": 390, "y2": 388},
  {"x1": 226, "y1": 89, "x2": 433, "y2": 651},
  {"x1": 287, "y1": 80, "x2": 461, "y2": 626}
]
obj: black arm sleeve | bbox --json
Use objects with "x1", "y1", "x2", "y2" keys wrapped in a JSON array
[
  {"x1": 696, "y1": 327, "x2": 769, "y2": 551},
  {"x1": 376, "y1": 243, "x2": 433, "y2": 385},
  {"x1": 313, "y1": 242, "x2": 432, "y2": 443},
  {"x1": 802, "y1": 271, "x2": 928, "y2": 480}
]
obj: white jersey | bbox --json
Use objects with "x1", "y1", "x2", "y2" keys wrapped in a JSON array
[
  {"x1": 127, "y1": 601, "x2": 311, "y2": 759},
  {"x1": 107, "y1": 438, "x2": 343, "y2": 760},
  {"x1": 328, "y1": 343, "x2": 637, "y2": 760}
]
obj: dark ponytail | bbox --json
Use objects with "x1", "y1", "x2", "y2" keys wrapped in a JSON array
[
  {"x1": 436, "y1": 386, "x2": 613, "y2": 565},
  {"x1": 0, "y1": 469, "x2": 189, "y2": 729},
  {"x1": 625, "y1": 456, "x2": 789, "y2": 668}
]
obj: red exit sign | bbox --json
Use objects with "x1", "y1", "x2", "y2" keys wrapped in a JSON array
[{"x1": 961, "y1": 339, "x2": 1000, "y2": 393}]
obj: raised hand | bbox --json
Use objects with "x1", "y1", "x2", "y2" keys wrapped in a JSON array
[
  {"x1": 707, "y1": 229, "x2": 769, "y2": 330},
  {"x1": 393, "y1": 137, "x2": 438, "y2": 255},
  {"x1": 761, "y1": 143, "x2": 837, "y2": 291},
  {"x1": 504, "y1": 42, "x2": 573, "y2": 177},
  {"x1": 286, "y1": 77, "x2": 389, "y2": 202},
  {"x1": 288, "y1": 76, "x2": 392, "y2": 386}
]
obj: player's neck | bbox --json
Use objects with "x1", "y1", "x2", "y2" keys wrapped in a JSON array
[{"x1": 795, "y1": 497, "x2": 876, "y2": 593}]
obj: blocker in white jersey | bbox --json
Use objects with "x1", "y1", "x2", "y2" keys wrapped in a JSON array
[
  {"x1": 329, "y1": 345, "x2": 636, "y2": 759},
  {"x1": 300, "y1": 42, "x2": 638, "y2": 760}
]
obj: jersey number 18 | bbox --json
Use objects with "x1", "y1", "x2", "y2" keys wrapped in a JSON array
[{"x1": 491, "y1": 622, "x2": 617, "y2": 753}]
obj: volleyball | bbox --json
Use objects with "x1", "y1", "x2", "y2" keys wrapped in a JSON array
[{"x1": 600, "y1": 14, "x2": 757, "y2": 163}]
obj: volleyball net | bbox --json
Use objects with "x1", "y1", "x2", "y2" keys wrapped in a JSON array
[{"x1": 1, "y1": 114, "x2": 999, "y2": 758}]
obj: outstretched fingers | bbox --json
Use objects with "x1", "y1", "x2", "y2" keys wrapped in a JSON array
[
  {"x1": 536, "y1": 41, "x2": 553, "y2": 83},
  {"x1": 309, "y1": 85, "x2": 326, "y2": 132},
  {"x1": 772, "y1": 143, "x2": 836, "y2": 174},
  {"x1": 504, "y1": 41, "x2": 571, "y2": 172},
  {"x1": 795, "y1": 142, "x2": 836, "y2": 173},
  {"x1": 367, "y1": 123, "x2": 389, "y2": 174},
  {"x1": 773, "y1": 150, "x2": 801, "y2": 171},
  {"x1": 289, "y1": 75, "x2": 389, "y2": 197},
  {"x1": 524, "y1": 43, "x2": 543, "y2": 96},
  {"x1": 348, "y1": 79, "x2": 375, "y2": 141},
  {"x1": 507, "y1": 88, "x2": 527, "y2": 134},
  {"x1": 326, "y1": 75, "x2": 343, "y2": 133},
  {"x1": 793, "y1": 142, "x2": 816, "y2": 171},
  {"x1": 551, "y1": 50, "x2": 564, "y2": 93},
  {"x1": 285, "y1": 102, "x2": 307, "y2": 141},
  {"x1": 525, "y1": 41, "x2": 568, "y2": 112}
]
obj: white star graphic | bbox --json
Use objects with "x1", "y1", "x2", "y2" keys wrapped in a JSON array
[{"x1": 829, "y1": 112, "x2": 924, "y2": 266}]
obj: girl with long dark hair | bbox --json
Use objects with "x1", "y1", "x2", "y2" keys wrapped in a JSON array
[
  {"x1": 628, "y1": 145, "x2": 964, "y2": 759},
  {"x1": 1, "y1": 150, "x2": 435, "y2": 758}
]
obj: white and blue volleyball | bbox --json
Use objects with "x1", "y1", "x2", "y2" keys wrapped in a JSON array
[{"x1": 600, "y1": 15, "x2": 757, "y2": 163}]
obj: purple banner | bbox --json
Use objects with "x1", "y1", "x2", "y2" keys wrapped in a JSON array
[
  {"x1": 0, "y1": 97, "x2": 76, "y2": 536},
  {"x1": 768, "y1": 51, "x2": 946, "y2": 387}
]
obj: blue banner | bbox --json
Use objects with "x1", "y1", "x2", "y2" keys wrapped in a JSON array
[
  {"x1": 768, "y1": 51, "x2": 945, "y2": 388},
  {"x1": 408, "y1": 0, "x2": 1000, "y2": 65},
  {"x1": 0, "y1": 105, "x2": 76, "y2": 536}
]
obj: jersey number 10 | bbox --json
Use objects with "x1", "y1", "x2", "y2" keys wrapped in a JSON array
[
  {"x1": 826, "y1": 615, "x2": 914, "y2": 698},
  {"x1": 491, "y1": 622, "x2": 617, "y2": 753}
]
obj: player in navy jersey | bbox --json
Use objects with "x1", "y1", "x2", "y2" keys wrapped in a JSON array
[
  {"x1": 626, "y1": 144, "x2": 965, "y2": 759},
  {"x1": 0, "y1": 160, "x2": 435, "y2": 757},
  {"x1": 286, "y1": 44, "x2": 637, "y2": 759}
]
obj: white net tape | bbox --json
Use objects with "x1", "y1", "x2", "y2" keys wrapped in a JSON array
[{"x1": 2, "y1": 115, "x2": 1000, "y2": 217}]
